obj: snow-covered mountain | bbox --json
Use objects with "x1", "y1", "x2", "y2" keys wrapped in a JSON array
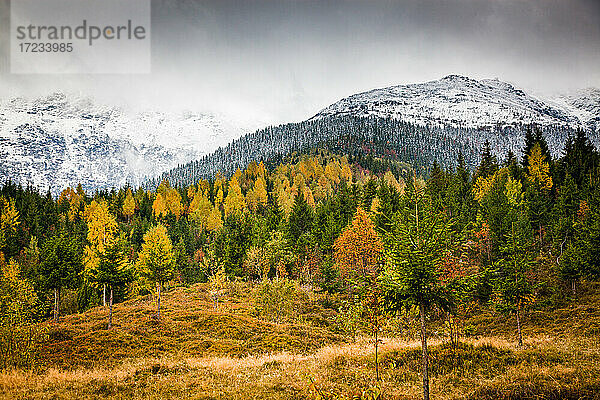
[
  {"x1": 547, "y1": 88, "x2": 600, "y2": 133},
  {"x1": 153, "y1": 76, "x2": 599, "y2": 188},
  {"x1": 1, "y1": 76, "x2": 598, "y2": 193},
  {"x1": 0, "y1": 93, "x2": 264, "y2": 193},
  {"x1": 312, "y1": 75, "x2": 598, "y2": 133}
]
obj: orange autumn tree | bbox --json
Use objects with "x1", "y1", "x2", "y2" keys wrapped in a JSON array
[
  {"x1": 334, "y1": 207, "x2": 384, "y2": 281},
  {"x1": 334, "y1": 206, "x2": 385, "y2": 381}
]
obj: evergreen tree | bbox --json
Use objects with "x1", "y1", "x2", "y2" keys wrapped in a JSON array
[
  {"x1": 382, "y1": 179, "x2": 455, "y2": 400},
  {"x1": 92, "y1": 238, "x2": 133, "y2": 328},
  {"x1": 476, "y1": 140, "x2": 499, "y2": 180},
  {"x1": 39, "y1": 234, "x2": 82, "y2": 322},
  {"x1": 560, "y1": 130, "x2": 599, "y2": 189},
  {"x1": 286, "y1": 192, "x2": 313, "y2": 253},
  {"x1": 492, "y1": 220, "x2": 536, "y2": 347}
]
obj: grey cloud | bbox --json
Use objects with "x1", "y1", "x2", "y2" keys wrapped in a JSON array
[{"x1": 1, "y1": 0, "x2": 598, "y2": 124}]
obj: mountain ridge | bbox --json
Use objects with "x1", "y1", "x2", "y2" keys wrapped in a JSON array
[
  {"x1": 312, "y1": 75, "x2": 598, "y2": 132},
  {"x1": 1, "y1": 76, "x2": 598, "y2": 192},
  {"x1": 0, "y1": 92, "x2": 263, "y2": 193}
]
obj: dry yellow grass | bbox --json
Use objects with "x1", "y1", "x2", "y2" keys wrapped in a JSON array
[{"x1": 2, "y1": 334, "x2": 599, "y2": 400}]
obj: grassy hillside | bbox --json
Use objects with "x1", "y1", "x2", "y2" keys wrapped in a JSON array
[
  {"x1": 1, "y1": 282, "x2": 600, "y2": 399},
  {"x1": 39, "y1": 283, "x2": 341, "y2": 368}
]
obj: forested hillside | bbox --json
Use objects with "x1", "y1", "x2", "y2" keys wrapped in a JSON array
[{"x1": 146, "y1": 116, "x2": 576, "y2": 189}]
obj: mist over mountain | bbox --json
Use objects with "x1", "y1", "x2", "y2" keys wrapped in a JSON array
[{"x1": 0, "y1": 93, "x2": 263, "y2": 193}]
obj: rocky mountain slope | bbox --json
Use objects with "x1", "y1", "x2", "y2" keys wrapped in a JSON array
[
  {"x1": 0, "y1": 93, "x2": 262, "y2": 193},
  {"x1": 312, "y1": 75, "x2": 598, "y2": 133}
]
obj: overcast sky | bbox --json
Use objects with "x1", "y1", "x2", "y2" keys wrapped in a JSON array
[{"x1": 1, "y1": 0, "x2": 599, "y2": 124}]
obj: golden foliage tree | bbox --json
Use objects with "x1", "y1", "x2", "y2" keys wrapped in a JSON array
[
  {"x1": 136, "y1": 224, "x2": 175, "y2": 320},
  {"x1": 152, "y1": 193, "x2": 167, "y2": 219},
  {"x1": 527, "y1": 143, "x2": 553, "y2": 191},
  {"x1": 206, "y1": 206, "x2": 223, "y2": 232},
  {"x1": 253, "y1": 176, "x2": 268, "y2": 208},
  {"x1": 153, "y1": 181, "x2": 183, "y2": 220},
  {"x1": 189, "y1": 192, "x2": 213, "y2": 232},
  {"x1": 83, "y1": 200, "x2": 118, "y2": 306},
  {"x1": 58, "y1": 187, "x2": 83, "y2": 222},
  {"x1": 224, "y1": 176, "x2": 246, "y2": 217},
  {"x1": 122, "y1": 188, "x2": 136, "y2": 222},
  {"x1": 0, "y1": 197, "x2": 20, "y2": 250}
]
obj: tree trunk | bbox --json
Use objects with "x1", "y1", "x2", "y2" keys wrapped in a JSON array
[
  {"x1": 108, "y1": 287, "x2": 113, "y2": 329},
  {"x1": 571, "y1": 280, "x2": 576, "y2": 297},
  {"x1": 375, "y1": 322, "x2": 380, "y2": 381},
  {"x1": 103, "y1": 284, "x2": 106, "y2": 307},
  {"x1": 419, "y1": 302, "x2": 430, "y2": 400},
  {"x1": 516, "y1": 306, "x2": 523, "y2": 347},
  {"x1": 157, "y1": 282, "x2": 162, "y2": 320},
  {"x1": 53, "y1": 287, "x2": 60, "y2": 322}
]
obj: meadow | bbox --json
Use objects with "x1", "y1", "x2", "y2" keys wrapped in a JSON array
[{"x1": 2, "y1": 281, "x2": 599, "y2": 400}]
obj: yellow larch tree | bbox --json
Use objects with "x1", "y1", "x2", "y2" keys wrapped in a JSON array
[
  {"x1": 58, "y1": 187, "x2": 84, "y2": 222},
  {"x1": 206, "y1": 206, "x2": 223, "y2": 232},
  {"x1": 122, "y1": 188, "x2": 136, "y2": 222},
  {"x1": 136, "y1": 224, "x2": 175, "y2": 320},
  {"x1": 0, "y1": 196, "x2": 20, "y2": 250},
  {"x1": 527, "y1": 143, "x2": 553, "y2": 191},
  {"x1": 83, "y1": 200, "x2": 118, "y2": 305},
  {"x1": 152, "y1": 193, "x2": 168, "y2": 219},
  {"x1": 189, "y1": 192, "x2": 212, "y2": 232},
  {"x1": 224, "y1": 176, "x2": 246, "y2": 217}
]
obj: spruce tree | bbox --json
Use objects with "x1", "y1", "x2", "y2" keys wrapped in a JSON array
[
  {"x1": 382, "y1": 179, "x2": 455, "y2": 400},
  {"x1": 493, "y1": 219, "x2": 536, "y2": 347},
  {"x1": 476, "y1": 140, "x2": 499, "y2": 180},
  {"x1": 286, "y1": 192, "x2": 313, "y2": 252},
  {"x1": 94, "y1": 238, "x2": 133, "y2": 328},
  {"x1": 39, "y1": 234, "x2": 82, "y2": 322}
]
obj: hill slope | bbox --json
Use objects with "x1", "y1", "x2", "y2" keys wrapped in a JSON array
[
  {"x1": 5, "y1": 282, "x2": 599, "y2": 400},
  {"x1": 42, "y1": 283, "x2": 340, "y2": 368}
]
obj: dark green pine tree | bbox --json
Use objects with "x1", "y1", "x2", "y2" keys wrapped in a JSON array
[
  {"x1": 560, "y1": 130, "x2": 599, "y2": 189},
  {"x1": 476, "y1": 140, "x2": 499, "y2": 180},
  {"x1": 374, "y1": 181, "x2": 402, "y2": 235},
  {"x1": 95, "y1": 238, "x2": 134, "y2": 328},
  {"x1": 445, "y1": 152, "x2": 475, "y2": 230},
  {"x1": 505, "y1": 149, "x2": 524, "y2": 182},
  {"x1": 493, "y1": 218, "x2": 537, "y2": 347},
  {"x1": 362, "y1": 178, "x2": 378, "y2": 210},
  {"x1": 427, "y1": 160, "x2": 447, "y2": 205},
  {"x1": 522, "y1": 126, "x2": 550, "y2": 169},
  {"x1": 39, "y1": 234, "x2": 82, "y2": 322},
  {"x1": 286, "y1": 192, "x2": 313, "y2": 253},
  {"x1": 553, "y1": 173, "x2": 579, "y2": 253},
  {"x1": 568, "y1": 181, "x2": 600, "y2": 282},
  {"x1": 382, "y1": 179, "x2": 455, "y2": 400}
]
